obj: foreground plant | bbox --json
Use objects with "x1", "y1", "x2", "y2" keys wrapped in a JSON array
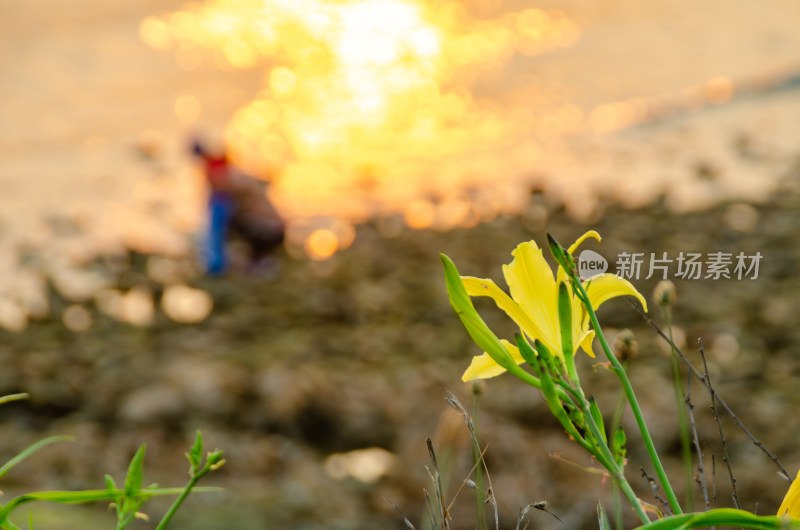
[
  {"x1": 441, "y1": 230, "x2": 800, "y2": 529},
  {"x1": 779, "y1": 471, "x2": 800, "y2": 521},
  {"x1": 457, "y1": 231, "x2": 646, "y2": 381},
  {"x1": 0, "y1": 395, "x2": 222, "y2": 529}
]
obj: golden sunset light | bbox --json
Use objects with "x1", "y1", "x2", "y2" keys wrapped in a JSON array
[
  {"x1": 5, "y1": 2, "x2": 800, "y2": 528},
  {"x1": 140, "y1": 0, "x2": 584, "y2": 257}
]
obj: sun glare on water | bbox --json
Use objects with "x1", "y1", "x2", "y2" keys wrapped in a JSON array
[{"x1": 141, "y1": 0, "x2": 582, "y2": 257}]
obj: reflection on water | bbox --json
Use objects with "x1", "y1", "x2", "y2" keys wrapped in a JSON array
[
  {"x1": 141, "y1": 0, "x2": 582, "y2": 251},
  {"x1": 140, "y1": 0, "x2": 800, "y2": 251}
]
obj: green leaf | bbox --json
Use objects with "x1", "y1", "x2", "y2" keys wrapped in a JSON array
[
  {"x1": 124, "y1": 445, "x2": 146, "y2": 499},
  {"x1": 612, "y1": 427, "x2": 627, "y2": 467},
  {"x1": 188, "y1": 431, "x2": 203, "y2": 473},
  {"x1": 557, "y1": 282, "x2": 573, "y2": 359},
  {"x1": 440, "y1": 254, "x2": 515, "y2": 371},
  {"x1": 0, "y1": 487, "x2": 218, "y2": 524},
  {"x1": 533, "y1": 341, "x2": 581, "y2": 437},
  {"x1": 533, "y1": 336, "x2": 561, "y2": 377},
  {"x1": 1, "y1": 518, "x2": 22, "y2": 530},
  {"x1": 588, "y1": 397, "x2": 607, "y2": 445},
  {"x1": 206, "y1": 450, "x2": 225, "y2": 470},
  {"x1": 515, "y1": 333, "x2": 538, "y2": 368},
  {"x1": 634, "y1": 508, "x2": 800, "y2": 529},
  {"x1": 0, "y1": 436, "x2": 73, "y2": 480}
]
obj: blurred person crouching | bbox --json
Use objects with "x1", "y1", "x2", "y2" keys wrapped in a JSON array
[{"x1": 192, "y1": 140, "x2": 285, "y2": 275}]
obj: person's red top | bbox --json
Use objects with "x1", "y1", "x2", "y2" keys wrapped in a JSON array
[{"x1": 203, "y1": 155, "x2": 231, "y2": 191}]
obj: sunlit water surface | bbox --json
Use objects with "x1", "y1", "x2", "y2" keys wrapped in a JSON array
[{"x1": 2, "y1": 0, "x2": 800, "y2": 329}]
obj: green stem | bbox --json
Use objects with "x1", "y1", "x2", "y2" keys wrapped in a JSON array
[
  {"x1": 576, "y1": 387, "x2": 651, "y2": 525},
  {"x1": 616, "y1": 473, "x2": 651, "y2": 525},
  {"x1": 155, "y1": 476, "x2": 202, "y2": 530},
  {"x1": 609, "y1": 363, "x2": 629, "y2": 530},
  {"x1": 609, "y1": 362, "x2": 629, "y2": 437},
  {"x1": 592, "y1": 439, "x2": 651, "y2": 526},
  {"x1": 611, "y1": 481, "x2": 624, "y2": 530},
  {"x1": 506, "y1": 364, "x2": 576, "y2": 405},
  {"x1": 572, "y1": 280, "x2": 683, "y2": 515}
]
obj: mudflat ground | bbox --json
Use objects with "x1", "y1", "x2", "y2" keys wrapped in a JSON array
[{"x1": 3, "y1": 175, "x2": 800, "y2": 528}]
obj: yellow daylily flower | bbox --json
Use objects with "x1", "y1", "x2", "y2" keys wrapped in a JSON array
[
  {"x1": 778, "y1": 470, "x2": 800, "y2": 519},
  {"x1": 461, "y1": 231, "x2": 647, "y2": 381}
]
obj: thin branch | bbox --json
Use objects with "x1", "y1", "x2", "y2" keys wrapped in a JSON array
[
  {"x1": 445, "y1": 392, "x2": 499, "y2": 529},
  {"x1": 641, "y1": 467, "x2": 671, "y2": 514},
  {"x1": 698, "y1": 339, "x2": 740, "y2": 509},
  {"x1": 482, "y1": 462, "x2": 499, "y2": 530},
  {"x1": 517, "y1": 501, "x2": 562, "y2": 529},
  {"x1": 630, "y1": 301, "x2": 790, "y2": 479},
  {"x1": 427, "y1": 438, "x2": 451, "y2": 529},
  {"x1": 446, "y1": 444, "x2": 490, "y2": 513},
  {"x1": 384, "y1": 497, "x2": 417, "y2": 530},
  {"x1": 685, "y1": 374, "x2": 710, "y2": 511}
]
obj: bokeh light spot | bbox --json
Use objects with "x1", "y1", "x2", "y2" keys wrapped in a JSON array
[
  {"x1": 174, "y1": 94, "x2": 203, "y2": 123},
  {"x1": 404, "y1": 200, "x2": 435, "y2": 229},
  {"x1": 162, "y1": 285, "x2": 214, "y2": 323},
  {"x1": 703, "y1": 76, "x2": 734, "y2": 105},
  {"x1": 323, "y1": 447, "x2": 396, "y2": 484},
  {"x1": 269, "y1": 67, "x2": 297, "y2": 96},
  {"x1": 305, "y1": 229, "x2": 339, "y2": 260},
  {"x1": 63, "y1": 304, "x2": 92, "y2": 332},
  {"x1": 140, "y1": 17, "x2": 172, "y2": 50}
]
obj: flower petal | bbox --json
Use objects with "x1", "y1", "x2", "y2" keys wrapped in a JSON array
[
  {"x1": 583, "y1": 273, "x2": 648, "y2": 318},
  {"x1": 577, "y1": 329, "x2": 596, "y2": 358},
  {"x1": 568, "y1": 230, "x2": 602, "y2": 255},
  {"x1": 502, "y1": 241, "x2": 559, "y2": 347},
  {"x1": 462, "y1": 276, "x2": 554, "y2": 349},
  {"x1": 462, "y1": 340, "x2": 524, "y2": 381},
  {"x1": 779, "y1": 470, "x2": 800, "y2": 519}
]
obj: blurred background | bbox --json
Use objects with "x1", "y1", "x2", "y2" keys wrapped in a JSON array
[{"x1": 2, "y1": 0, "x2": 800, "y2": 528}]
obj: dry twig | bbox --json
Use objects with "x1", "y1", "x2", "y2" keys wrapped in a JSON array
[
  {"x1": 685, "y1": 375, "x2": 711, "y2": 510},
  {"x1": 697, "y1": 339, "x2": 740, "y2": 509},
  {"x1": 641, "y1": 467, "x2": 671, "y2": 514},
  {"x1": 631, "y1": 301, "x2": 790, "y2": 479}
]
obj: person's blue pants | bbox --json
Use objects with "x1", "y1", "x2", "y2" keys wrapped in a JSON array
[{"x1": 206, "y1": 192, "x2": 234, "y2": 275}]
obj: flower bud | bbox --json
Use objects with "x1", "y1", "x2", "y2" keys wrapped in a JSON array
[
  {"x1": 614, "y1": 329, "x2": 638, "y2": 363},
  {"x1": 653, "y1": 280, "x2": 677, "y2": 307},
  {"x1": 470, "y1": 380, "x2": 486, "y2": 397}
]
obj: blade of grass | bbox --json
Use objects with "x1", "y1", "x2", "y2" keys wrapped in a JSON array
[
  {"x1": 0, "y1": 394, "x2": 29, "y2": 406},
  {"x1": 634, "y1": 508, "x2": 800, "y2": 529},
  {"x1": 0, "y1": 436, "x2": 73, "y2": 480},
  {"x1": 0, "y1": 487, "x2": 217, "y2": 523}
]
